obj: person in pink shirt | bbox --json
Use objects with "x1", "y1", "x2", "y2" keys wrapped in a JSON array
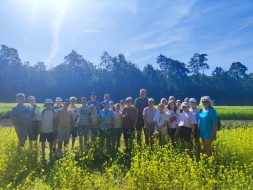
[{"x1": 175, "y1": 102, "x2": 197, "y2": 156}]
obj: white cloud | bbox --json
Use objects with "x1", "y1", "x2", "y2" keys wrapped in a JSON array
[{"x1": 83, "y1": 29, "x2": 101, "y2": 33}]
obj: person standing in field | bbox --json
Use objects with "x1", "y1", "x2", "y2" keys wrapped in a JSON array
[
  {"x1": 89, "y1": 104, "x2": 99, "y2": 142},
  {"x1": 122, "y1": 97, "x2": 137, "y2": 152},
  {"x1": 11, "y1": 93, "x2": 32, "y2": 148},
  {"x1": 38, "y1": 99, "x2": 55, "y2": 158},
  {"x1": 52, "y1": 97, "x2": 63, "y2": 152},
  {"x1": 199, "y1": 96, "x2": 218, "y2": 157},
  {"x1": 166, "y1": 100, "x2": 180, "y2": 143},
  {"x1": 156, "y1": 98, "x2": 168, "y2": 112},
  {"x1": 134, "y1": 89, "x2": 149, "y2": 143},
  {"x1": 176, "y1": 100, "x2": 183, "y2": 113},
  {"x1": 184, "y1": 97, "x2": 190, "y2": 103},
  {"x1": 54, "y1": 99, "x2": 73, "y2": 158},
  {"x1": 143, "y1": 98, "x2": 156, "y2": 146},
  {"x1": 176, "y1": 102, "x2": 197, "y2": 156},
  {"x1": 78, "y1": 97, "x2": 91, "y2": 149},
  {"x1": 114, "y1": 103, "x2": 122, "y2": 151},
  {"x1": 68, "y1": 97, "x2": 80, "y2": 149},
  {"x1": 189, "y1": 98, "x2": 200, "y2": 142},
  {"x1": 109, "y1": 101, "x2": 116, "y2": 111},
  {"x1": 100, "y1": 94, "x2": 110, "y2": 110},
  {"x1": 119, "y1": 99, "x2": 125, "y2": 113},
  {"x1": 28, "y1": 96, "x2": 42, "y2": 149},
  {"x1": 87, "y1": 92, "x2": 100, "y2": 113}
]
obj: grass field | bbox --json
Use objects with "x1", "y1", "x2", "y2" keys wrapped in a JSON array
[
  {"x1": 0, "y1": 124, "x2": 253, "y2": 189},
  {"x1": 0, "y1": 103, "x2": 252, "y2": 120}
]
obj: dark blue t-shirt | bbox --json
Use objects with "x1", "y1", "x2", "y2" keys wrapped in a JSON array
[{"x1": 10, "y1": 105, "x2": 31, "y2": 127}]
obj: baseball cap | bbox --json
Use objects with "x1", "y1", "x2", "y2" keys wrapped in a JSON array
[
  {"x1": 181, "y1": 102, "x2": 189, "y2": 107},
  {"x1": 176, "y1": 100, "x2": 182, "y2": 103},
  {"x1": 91, "y1": 92, "x2": 96, "y2": 96},
  {"x1": 28, "y1": 96, "x2": 35, "y2": 100},
  {"x1": 189, "y1": 98, "x2": 197, "y2": 103},
  {"x1": 44, "y1": 99, "x2": 54, "y2": 107},
  {"x1": 55, "y1": 97, "x2": 62, "y2": 102},
  {"x1": 148, "y1": 98, "x2": 155, "y2": 102},
  {"x1": 63, "y1": 99, "x2": 70, "y2": 104},
  {"x1": 109, "y1": 100, "x2": 114, "y2": 104},
  {"x1": 102, "y1": 100, "x2": 109, "y2": 104}
]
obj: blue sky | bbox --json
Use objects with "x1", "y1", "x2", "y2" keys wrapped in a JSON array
[{"x1": 1, "y1": 0, "x2": 253, "y2": 74}]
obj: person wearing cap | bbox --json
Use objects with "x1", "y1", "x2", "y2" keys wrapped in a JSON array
[
  {"x1": 143, "y1": 98, "x2": 156, "y2": 147},
  {"x1": 134, "y1": 89, "x2": 149, "y2": 143},
  {"x1": 11, "y1": 93, "x2": 32, "y2": 148},
  {"x1": 90, "y1": 104, "x2": 99, "y2": 141},
  {"x1": 109, "y1": 100, "x2": 115, "y2": 111},
  {"x1": 176, "y1": 100, "x2": 183, "y2": 113},
  {"x1": 28, "y1": 96, "x2": 42, "y2": 149},
  {"x1": 166, "y1": 100, "x2": 180, "y2": 143},
  {"x1": 114, "y1": 103, "x2": 122, "y2": 151},
  {"x1": 176, "y1": 102, "x2": 197, "y2": 156},
  {"x1": 38, "y1": 99, "x2": 55, "y2": 158},
  {"x1": 54, "y1": 99, "x2": 73, "y2": 158},
  {"x1": 98, "y1": 100, "x2": 114, "y2": 151},
  {"x1": 100, "y1": 94, "x2": 110, "y2": 110},
  {"x1": 119, "y1": 99, "x2": 125, "y2": 113},
  {"x1": 199, "y1": 96, "x2": 218, "y2": 157},
  {"x1": 122, "y1": 97, "x2": 137, "y2": 152},
  {"x1": 189, "y1": 98, "x2": 200, "y2": 142},
  {"x1": 68, "y1": 97, "x2": 80, "y2": 149},
  {"x1": 87, "y1": 92, "x2": 100, "y2": 113},
  {"x1": 78, "y1": 97, "x2": 91, "y2": 148},
  {"x1": 52, "y1": 97, "x2": 63, "y2": 151}
]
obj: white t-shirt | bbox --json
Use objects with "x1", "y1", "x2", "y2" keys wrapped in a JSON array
[
  {"x1": 189, "y1": 108, "x2": 200, "y2": 123},
  {"x1": 177, "y1": 111, "x2": 197, "y2": 128},
  {"x1": 38, "y1": 110, "x2": 55, "y2": 133},
  {"x1": 166, "y1": 109, "x2": 181, "y2": 129},
  {"x1": 153, "y1": 112, "x2": 168, "y2": 135},
  {"x1": 68, "y1": 106, "x2": 80, "y2": 127},
  {"x1": 114, "y1": 112, "x2": 122, "y2": 128}
]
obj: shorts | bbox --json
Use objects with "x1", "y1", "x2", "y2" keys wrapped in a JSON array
[
  {"x1": 28, "y1": 121, "x2": 39, "y2": 141},
  {"x1": 136, "y1": 116, "x2": 144, "y2": 132},
  {"x1": 57, "y1": 126, "x2": 70, "y2": 142},
  {"x1": 78, "y1": 125, "x2": 89, "y2": 136},
  {"x1": 168, "y1": 128, "x2": 177, "y2": 136},
  {"x1": 200, "y1": 130, "x2": 216, "y2": 140},
  {"x1": 17, "y1": 126, "x2": 29, "y2": 143},
  {"x1": 99, "y1": 128, "x2": 113, "y2": 137},
  {"x1": 179, "y1": 126, "x2": 192, "y2": 143},
  {"x1": 114, "y1": 128, "x2": 122, "y2": 138},
  {"x1": 123, "y1": 128, "x2": 135, "y2": 140},
  {"x1": 70, "y1": 127, "x2": 78, "y2": 138},
  {"x1": 90, "y1": 128, "x2": 99, "y2": 136},
  {"x1": 194, "y1": 124, "x2": 200, "y2": 139},
  {"x1": 40, "y1": 132, "x2": 54, "y2": 142}
]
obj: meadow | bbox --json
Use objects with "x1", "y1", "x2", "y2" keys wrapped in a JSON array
[
  {"x1": 0, "y1": 103, "x2": 253, "y2": 120},
  {"x1": 0, "y1": 124, "x2": 253, "y2": 189}
]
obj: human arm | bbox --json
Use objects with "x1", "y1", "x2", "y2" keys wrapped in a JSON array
[
  {"x1": 210, "y1": 108, "x2": 218, "y2": 140},
  {"x1": 133, "y1": 108, "x2": 138, "y2": 128},
  {"x1": 70, "y1": 113, "x2": 74, "y2": 131},
  {"x1": 143, "y1": 108, "x2": 148, "y2": 127},
  {"x1": 54, "y1": 112, "x2": 59, "y2": 133},
  {"x1": 10, "y1": 108, "x2": 21, "y2": 134}
]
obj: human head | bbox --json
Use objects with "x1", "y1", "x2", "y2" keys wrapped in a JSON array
[
  {"x1": 115, "y1": 103, "x2": 120, "y2": 112},
  {"x1": 200, "y1": 96, "x2": 213, "y2": 108},
  {"x1": 181, "y1": 102, "x2": 189, "y2": 112},
  {"x1": 120, "y1": 99, "x2": 125, "y2": 107},
  {"x1": 109, "y1": 101, "x2": 114, "y2": 109},
  {"x1": 160, "y1": 98, "x2": 167, "y2": 105},
  {"x1": 125, "y1": 97, "x2": 132, "y2": 106},
  {"x1": 140, "y1": 89, "x2": 147, "y2": 98},
  {"x1": 55, "y1": 97, "x2": 63, "y2": 107},
  {"x1": 148, "y1": 98, "x2": 155, "y2": 107},
  {"x1": 184, "y1": 97, "x2": 189, "y2": 103},
  {"x1": 70, "y1": 96, "x2": 77, "y2": 106},
  {"x1": 104, "y1": 94, "x2": 110, "y2": 101},
  {"x1": 102, "y1": 100, "x2": 109, "y2": 109},
  {"x1": 63, "y1": 99, "x2": 70, "y2": 108},
  {"x1": 90, "y1": 104, "x2": 96, "y2": 112},
  {"x1": 90, "y1": 92, "x2": 96, "y2": 101},
  {"x1": 168, "y1": 96, "x2": 175, "y2": 101},
  {"x1": 28, "y1": 96, "x2": 36, "y2": 105},
  {"x1": 189, "y1": 98, "x2": 197, "y2": 108},
  {"x1": 16, "y1": 93, "x2": 25, "y2": 104},
  {"x1": 81, "y1": 97, "x2": 87, "y2": 105},
  {"x1": 167, "y1": 100, "x2": 176, "y2": 111},
  {"x1": 176, "y1": 100, "x2": 182, "y2": 108},
  {"x1": 158, "y1": 103, "x2": 165, "y2": 112},
  {"x1": 44, "y1": 99, "x2": 54, "y2": 109}
]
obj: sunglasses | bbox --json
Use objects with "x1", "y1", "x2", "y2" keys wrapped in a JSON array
[{"x1": 202, "y1": 101, "x2": 209, "y2": 104}]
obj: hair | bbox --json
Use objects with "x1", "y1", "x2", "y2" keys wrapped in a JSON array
[
  {"x1": 140, "y1": 89, "x2": 146, "y2": 92},
  {"x1": 81, "y1": 97, "x2": 87, "y2": 100},
  {"x1": 104, "y1": 94, "x2": 110, "y2": 98},
  {"x1": 16, "y1": 93, "x2": 25, "y2": 98},
  {"x1": 70, "y1": 96, "x2": 77, "y2": 101},
  {"x1": 115, "y1": 103, "x2": 120, "y2": 107},
  {"x1": 184, "y1": 97, "x2": 189, "y2": 102},
  {"x1": 168, "y1": 96, "x2": 175, "y2": 101},
  {"x1": 199, "y1": 96, "x2": 214, "y2": 107},
  {"x1": 160, "y1": 98, "x2": 167, "y2": 104},
  {"x1": 158, "y1": 103, "x2": 165, "y2": 108},
  {"x1": 126, "y1": 97, "x2": 132, "y2": 102},
  {"x1": 167, "y1": 100, "x2": 177, "y2": 112}
]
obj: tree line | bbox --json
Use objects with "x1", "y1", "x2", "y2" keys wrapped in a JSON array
[{"x1": 0, "y1": 44, "x2": 252, "y2": 105}]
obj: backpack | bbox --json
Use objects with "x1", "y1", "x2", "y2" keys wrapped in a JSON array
[
  {"x1": 42, "y1": 108, "x2": 55, "y2": 120},
  {"x1": 31, "y1": 105, "x2": 37, "y2": 118},
  {"x1": 200, "y1": 107, "x2": 221, "y2": 131}
]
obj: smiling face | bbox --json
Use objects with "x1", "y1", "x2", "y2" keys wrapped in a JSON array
[
  {"x1": 189, "y1": 101, "x2": 196, "y2": 108},
  {"x1": 81, "y1": 98, "x2": 87, "y2": 106},
  {"x1": 169, "y1": 102, "x2": 175, "y2": 110},
  {"x1": 17, "y1": 96, "x2": 25, "y2": 104},
  {"x1": 202, "y1": 99, "x2": 210, "y2": 108},
  {"x1": 140, "y1": 89, "x2": 146, "y2": 98},
  {"x1": 115, "y1": 104, "x2": 120, "y2": 112}
]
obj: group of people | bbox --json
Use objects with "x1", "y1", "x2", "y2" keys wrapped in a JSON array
[{"x1": 10, "y1": 89, "x2": 218, "y2": 158}]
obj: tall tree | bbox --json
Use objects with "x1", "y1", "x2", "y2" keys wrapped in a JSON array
[
  {"x1": 188, "y1": 53, "x2": 209, "y2": 74},
  {"x1": 228, "y1": 62, "x2": 248, "y2": 81}
]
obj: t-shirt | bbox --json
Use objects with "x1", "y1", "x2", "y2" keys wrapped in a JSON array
[
  {"x1": 114, "y1": 112, "x2": 122, "y2": 128},
  {"x1": 119, "y1": 107, "x2": 124, "y2": 113},
  {"x1": 143, "y1": 107, "x2": 157, "y2": 123},
  {"x1": 78, "y1": 106, "x2": 90, "y2": 126},
  {"x1": 99, "y1": 109, "x2": 114, "y2": 129},
  {"x1": 38, "y1": 109, "x2": 55, "y2": 133},
  {"x1": 90, "y1": 112, "x2": 99, "y2": 128},
  {"x1": 68, "y1": 106, "x2": 80, "y2": 127},
  {"x1": 52, "y1": 106, "x2": 63, "y2": 111},
  {"x1": 87, "y1": 100, "x2": 100, "y2": 113},
  {"x1": 55, "y1": 108, "x2": 72, "y2": 127},
  {"x1": 189, "y1": 108, "x2": 200, "y2": 123},
  {"x1": 30, "y1": 104, "x2": 42, "y2": 121},
  {"x1": 177, "y1": 111, "x2": 197, "y2": 128},
  {"x1": 166, "y1": 109, "x2": 181, "y2": 129},
  {"x1": 199, "y1": 107, "x2": 218, "y2": 132},
  {"x1": 122, "y1": 107, "x2": 137, "y2": 128},
  {"x1": 134, "y1": 97, "x2": 149, "y2": 117},
  {"x1": 153, "y1": 112, "x2": 168, "y2": 134},
  {"x1": 11, "y1": 105, "x2": 31, "y2": 127}
]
